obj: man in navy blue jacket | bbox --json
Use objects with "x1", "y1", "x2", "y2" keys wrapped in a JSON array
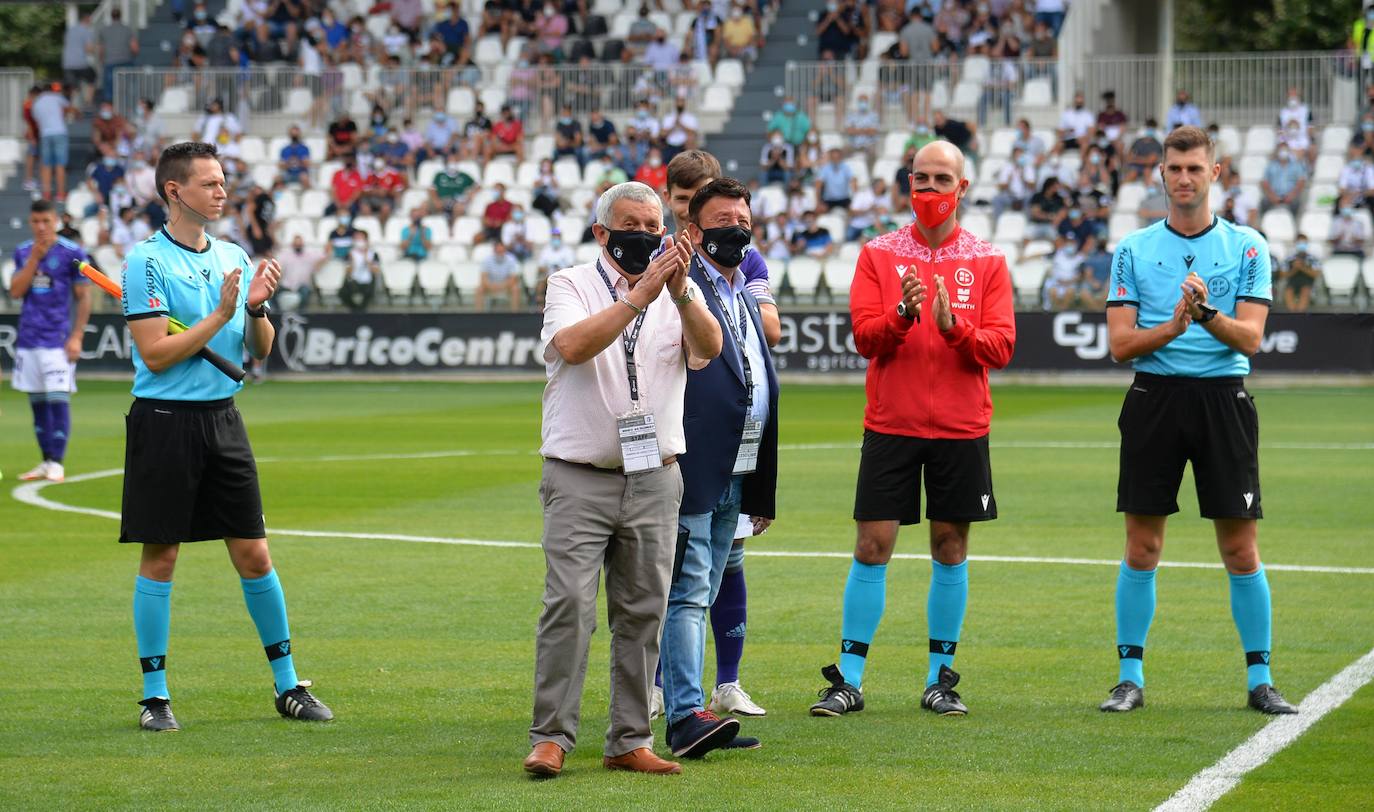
[{"x1": 659, "y1": 178, "x2": 780, "y2": 759}]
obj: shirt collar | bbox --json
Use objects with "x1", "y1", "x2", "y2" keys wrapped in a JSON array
[{"x1": 699, "y1": 254, "x2": 744, "y2": 297}]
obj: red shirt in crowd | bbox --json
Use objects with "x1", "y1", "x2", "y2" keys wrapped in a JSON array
[
  {"x1": 332, "y1": 167, "x2": 366, "y2": 206},
  {"x1": 848, "y1": 223, "x2": 1016, "y2": 439},
  {"x1": 633, "y1": 163, "x2": 668, "y2": 192},
  {"x1": 368, "y1": 168, "x2": 407, "y2": 194},
  {"x1": 483, "y1": 198, "x2": 513, "y2": 226},
  {"x1": 491, "y1": 117, "x2": 523, "y2": 146}
]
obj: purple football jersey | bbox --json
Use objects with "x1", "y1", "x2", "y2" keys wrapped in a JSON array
[{"x1": 13, "y1": 237, "x2": 89, "y2": 349}]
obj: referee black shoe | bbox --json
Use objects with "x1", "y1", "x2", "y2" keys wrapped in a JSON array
[
  {"x1": 1248, "y1": 684, "x2": 1298, "y2": 715},
  {"x1": 809, "y1": 663, "x2": 864, "y2": 717},
  {"x1": 138, "y1": 697, "x2": 181, "y2": 732},
  {"x1": 920, "y1": 665, "x2": 968, "y2": 716},
  {"x1": 275, "y1": 683, "x2": 334, "y2": 721},
  {"x1": 1099, "y1": 680, "x2": 1145, "y2": 712}
]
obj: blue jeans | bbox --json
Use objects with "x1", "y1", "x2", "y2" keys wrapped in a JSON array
[{"x1": 660, "y1": 475, "x2": 743, "y2": 724}]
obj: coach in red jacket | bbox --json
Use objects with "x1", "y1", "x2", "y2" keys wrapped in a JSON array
[{"x1": 810, "y1": 141, "x2": 1015, "y2": 719}]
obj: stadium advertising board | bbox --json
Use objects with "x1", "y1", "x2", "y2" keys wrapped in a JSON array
[{"x1": 2, "y1": 312, "x2": 1371, "y2": 373}]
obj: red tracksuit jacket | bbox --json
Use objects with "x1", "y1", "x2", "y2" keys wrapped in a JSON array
[{"x1": 849, "y1": 223, "x2": 1016, "y2": 439}]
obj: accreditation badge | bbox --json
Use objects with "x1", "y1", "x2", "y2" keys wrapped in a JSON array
[
  {"x1": 617, "y1": 411, "x2": 663, "y2": 473},
  {"x1": 732, "y1": 419, "x2": 762, "y2": 474}
]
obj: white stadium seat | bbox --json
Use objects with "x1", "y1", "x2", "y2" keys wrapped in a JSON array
[
  {"x1": 1322, "y1": 254, "x2": 1362, "y2": 302},
  {"x1": 1243, "y1": 126, "x2": 1276, "y2": 157},
  {"x1": 1260, "y1": 208, "x2": 1296, "y2": 244},
  {"x1": 784, "y1": 257, "x2": 823, "y2": 299},
  {"x1": 1320, "y1": 126, "x2": 1352, "y2": 155},
  {"x1": 316, "y1": 260, "x2": 346, "y2": 299},
  {"x1": 1313, "y1": 154, "x2": 1344, "y2": 184},
  {"x1": 994, "y1": 212, "x2": 1027, "y2": 244},
  {"x1": 822, "y1": 257, "x2": 856, "y2": 298},
  {"x1": 419, "y1": 259, "x2": 454, "y2": 301}
]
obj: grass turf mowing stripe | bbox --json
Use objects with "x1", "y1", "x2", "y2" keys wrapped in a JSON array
[
  {"x1": 1155, "y1": 646, "x2": 1374, "y2": 812},
  {"x1": 14, "y1": 471, "x2": 1374, "y2": 576}
]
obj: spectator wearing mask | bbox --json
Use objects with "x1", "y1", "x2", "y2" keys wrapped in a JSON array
[
  {"x1": 1260, "y1": 146, "x2": 1307, "y2": 216},
  {"x1": 421, "y1": 112, "x2": 459, "y2": 162},
  {"x1": 1043, "y1": 237, "x2": 1083, "y2": 310},
  {"x1": 340, "y1": 231, "x2": 379, "y2": 312},
  {"x1": 363, "y1": 159, "x2": 407, "y2": 222},
  {"x1": 758, "y1": 132, "x2": 793, "y2": 185},
  {"x1": 110, "y1": 205, "x2": 152, "y2": 257},
  {"x1": 660, "y1": 92, "x2": 699, "y2": 162},
  {"x1": 767, "y1": 97, "x2": 812, "y2": 149},
  {"x1": 721, "y1": 4, "x2": 759, "y2": 64},
  {"x1": 1330, "y1": 199, "x2": 1370, "y2": 257},
  {"x1": 96, "y1": 8, "x2": 139, "y2": 102},
  {"x1": 586, "y1": 109, "x2": 619, "y2": 161},
  {"x1": 328, "y1": 156, "x2": 366, "y2": 218},
  {"x1": 479, "y1": 183, "x2": 514, "y2": 244},
  {"x1": 1124, "y1": 120, "x2": 1164, "y2": 183},
  {"x1": 1078, "y1": 235, "x2": 1112, "y2": 309},
  {"x1": 791, "y1": 210, "x2": 835, "y2": 258},
  {"x1": 476, "y1": 240, "x2": 523, "y2": 312},
  {"x1": 132, "y1": 97, "x2": 165, "y2": 154},
  {"x1": 501, "y1": 206, "x2": 534, "y2": 262},
  {"x1": 429, "y1": 158, "x2": 478, "y2": 220},
  {"x1": 92, "y1": 100, "x2": 133, "y2": 158},
  {"x1": 933, "y1": 109, "x2": 978, "y2": 157},
  {"x1": 401, "y1": 209, "x2": 434, "y2": 260},
  {"x1": 533, "y1": 158, "x2": 562, "y2": 218},
  {"x1": 635, "y1": 149, "x2": 669, "y2": 193},
  {"x1": 279, "y1": 126, "x2": 312, "y2": 187},
  {"x1": 992, "y1": 147, "x2": 1037, "y2": 220},
  {"x1": 686, "y1": 0, "x2": 722, "y2": 65},
  {"x1": 63, "y1": 10, "x2": 98, "y2": 110},
  {"x1": 486, "y1": 105, "x2": 526, "y2": 162},
  {"x1": 193, "y1": 98, "x2": 242, "y2": 158},
  {"x1": 815, "y1": 0, "x2": 854, "y2": 59},
  {"x1": 1058, "y1": 92, "x2": 1094, "y2": 152},
  {"x1": 277, "y1": 234, "x2": 326, "y2": 311},
  {"x1": 1096, "y1": 91, "x2": 1128, "y2": 144},
  {"x1": 1281, "y1": 235, "x2": 1322, "y2": 312},
  {"x1": 1278, "y1": 87, "x2": 1314, "y2": 154},
  {"x1": 815, "y1": 148, "x2": 856, "y2": 212},
  {"x1": 86, "y1": 154, "x2": 126, "y2": 216},
  {"x1": 244, "y1": 182, "x2": 277, "y2": 258},
  {"x1": 533, "y1": 228, "x2": 574, "y2": 306},
  {"x1": 327, "y1": 110, "x2": 360, "y2": 160},
  {"x1": 1166, "y1": 89, "x2": 1202, "y2": 131},
  {"x1": 1277, "y1": 118, "x2": 1315, "y2": 168},
  {"x1": 327, "y1": 216, "x2": 359, "y2": 260},
  {"x1": 845, "y1": 94, "x2": 881, "y2": 161},
  {"x1": 377, "y1": 128, "x2": 413, "y2": 172},
  {"x1": 434, "y1": 2, "x2": 472, "y2": 59},
  {"x1": 846, "y1": 178, "x2": 884, "y2": 242},
  {"x1": 1349, "y1": 114, "x2": 1374, "y2": 159},
  {"x1": 1337, "y1": 147, "x2": 1373, "y2": 207}
]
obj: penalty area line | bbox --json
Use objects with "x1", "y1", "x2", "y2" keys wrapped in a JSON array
[
  {"x1": 1155, "y1": 646, "x2": 1374, "y2": 812},
  {"x1": 11, "y1": 470, "x2": 1374, "y2": 575}
]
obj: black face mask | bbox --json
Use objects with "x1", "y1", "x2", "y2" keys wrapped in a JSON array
[
  {"x1": 604, "y1": 229, "x2": 661, "y2": 276},
  {"x1": 699, "y1": 225, "x2": 752, "y2": 268}
]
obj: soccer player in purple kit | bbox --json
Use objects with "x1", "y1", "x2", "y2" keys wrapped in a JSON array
[
  {"x1": 649, "y1": 150, "x2": 780, "y2": 723},
  {"x1": 8, "y1": 199, "x2": 91, "y2": 483}
]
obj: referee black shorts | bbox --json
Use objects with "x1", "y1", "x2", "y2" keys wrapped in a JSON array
[
  {"x1": 119, "y1": 398, "x2": 267, "y2": 545},
  {"x1": 1117, "y1": 372, "x2": 1262, "y2": 520},
  {"x1": 853, "y1": 430, "x2": 997, "y2": 525}
]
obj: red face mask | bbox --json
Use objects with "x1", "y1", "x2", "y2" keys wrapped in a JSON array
[{"x1": 910, "y1": 185, "x2": 963, "y2": 230}]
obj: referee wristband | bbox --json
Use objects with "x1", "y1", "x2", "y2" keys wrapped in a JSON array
[{"x1": 621, "y1": 298, "x2": 644, "y2": 316}]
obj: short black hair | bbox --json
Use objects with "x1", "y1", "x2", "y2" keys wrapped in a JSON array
[
  {"x1": 31, "y1": 199, "x2": 56, "y2": 215},
  {"x1": 687, "y1": 177, "x2": 751, "y2": 225},
  {"x1": 155, "y1": 141, "x2": 220, "y2": 204}
]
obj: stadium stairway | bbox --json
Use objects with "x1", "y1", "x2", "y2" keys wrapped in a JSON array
[{"x1": 706, "y1": 1, "x2": 826, "y2": 180}]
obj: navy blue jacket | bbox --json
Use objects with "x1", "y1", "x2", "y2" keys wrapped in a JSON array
[{"x1": 678, "y1": 258, "x2": 779, "y2": 518}]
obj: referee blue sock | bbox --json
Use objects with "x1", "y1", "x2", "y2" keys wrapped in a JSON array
[
  {"x1": 839, "y1": 560, "x2": 887, "y2": 689},
  {"x1": 926, "y1": 560, "x2": 968, "y2": 688},
  {"x1": 133, "y1": 576, "x2": 172, "y2": 700},
  {"x1": 1115, "y1": 561, "x2": 1156, "y2": 687},
  {"x1": 241, "y1": 570, "x2": 299, "y2": 693},
  {"x1": 1229, "y1": 566, "x2": 1274, "y2": 691}
]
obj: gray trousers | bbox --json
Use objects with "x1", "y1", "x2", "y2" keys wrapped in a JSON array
[{"x1": 529, "y1": 458, "x2": 682, "y2": 756}]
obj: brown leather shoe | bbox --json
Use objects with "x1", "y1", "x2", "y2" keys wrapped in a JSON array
[
  {"x1": 602, "y1": 747, "x2": 683, "y2": 775},
  {"x1": 523, "y1": 742, "x2": 565, "y2": 776}
]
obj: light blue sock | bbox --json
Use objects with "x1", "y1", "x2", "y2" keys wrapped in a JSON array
[
  {"x1": 241, "y1": 570, "x2": 299, "y2": 693},
  {"x1": 926, "y1": 560, "x2": 969, "y2": 687},
  {"x1": 1229, "y1": 566, "x2": 1274, "y2": 691},
  {"x1": 1115, "y1": 561, "x2": 1156, "y2": 687},
  {"x1": 133, "y1": 575, "x2": 172, "y2": 700},
  {"x1": 839, "y1": 560, "x2": 887, "y2": 689}
]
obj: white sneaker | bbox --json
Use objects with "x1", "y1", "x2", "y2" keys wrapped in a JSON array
[
  {"x1": 650, "y1": 685, "x2": 664, "y2": 720},
  {"x1": 709, "y1": 681, "x2": 767, "y2": 717},
  {"x1": 18, "y1": 462, "x2": 50, "y2": 481},
  {"x1": 45, "y1": 462, "x2": 65, "y2": 482}
]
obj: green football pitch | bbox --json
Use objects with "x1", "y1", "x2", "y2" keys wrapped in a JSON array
[{"x1": 2, "y1": 380, "x2": 1372, "y2": 810}]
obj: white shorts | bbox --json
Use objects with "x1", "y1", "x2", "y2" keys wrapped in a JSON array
[{"x1": 11, "y1": 347, "x2": 77, "y2": 394}]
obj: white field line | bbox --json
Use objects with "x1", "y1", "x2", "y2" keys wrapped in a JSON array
[
  {"x1": 11, "y1": 468, "x2": 1374, "y2": 575},
  {"x1": 1154, "y1": 646, "x2": 1374, "y2": 812}
]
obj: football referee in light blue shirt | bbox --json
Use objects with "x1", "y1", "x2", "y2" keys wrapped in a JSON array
[
  {"x1": 119, "y1": 142, "x2": 333, "y2": 731},
  {"x1": 1098, "y1": 126, "x2": 1297, "y2": 716}
]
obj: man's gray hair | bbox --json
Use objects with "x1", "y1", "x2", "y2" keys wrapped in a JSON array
[{"x1": 595, "y1": 181, "x2": 663, "y2": 228}]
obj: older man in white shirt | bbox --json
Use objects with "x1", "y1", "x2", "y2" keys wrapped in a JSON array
[{"x1": 525, "y1": 181, "x2": 722, "y2": 779}]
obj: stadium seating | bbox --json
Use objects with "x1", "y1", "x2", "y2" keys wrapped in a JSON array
[{"x1": 1322, "y1": 255, "x2": 1363, "y2": 304}]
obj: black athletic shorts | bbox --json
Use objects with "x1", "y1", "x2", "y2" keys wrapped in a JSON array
[
  {"x1": 853, "y1": 430, "x2": 997, "y2": 525},
  {"x1": 119, "y1": 398, "x2": 266, "y2": 544},
  {"x1": 1117, "y1": 372, "x2": 1262, "y2": 519}
]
